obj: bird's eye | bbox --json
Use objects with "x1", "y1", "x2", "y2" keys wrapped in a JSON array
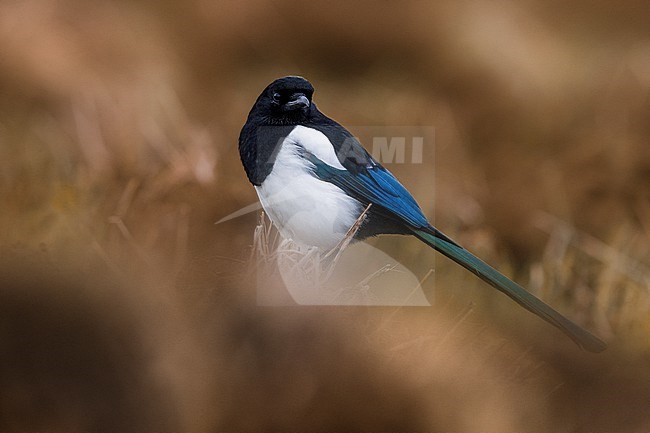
[{"x1": 272, "y1": 92, "x2": 281, "y2": 103}]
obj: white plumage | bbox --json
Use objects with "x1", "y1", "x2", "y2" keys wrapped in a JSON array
[{"x1": 255, "y1": 125, "x2": 363, "y2": 250}]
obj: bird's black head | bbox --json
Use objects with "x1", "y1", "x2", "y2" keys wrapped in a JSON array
[
  {"x1": 239, "y1": 76, "x2": 318, "y2": 184},
  {"x1": 250, "y1": 76, "x2": 315, "y2": 125}
]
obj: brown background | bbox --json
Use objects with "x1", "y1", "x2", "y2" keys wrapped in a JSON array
[{"x1": 1, "y1": 1, "x2": 649, "y2": 431}]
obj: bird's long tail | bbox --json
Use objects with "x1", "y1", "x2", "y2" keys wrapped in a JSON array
[{"x1": 412, "y1": 227, "x2": 606, "y2": 353}]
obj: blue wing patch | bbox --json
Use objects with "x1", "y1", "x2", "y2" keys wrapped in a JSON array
[{"x1": 304, "y1": 152, "x2": 430, "y2": 229}]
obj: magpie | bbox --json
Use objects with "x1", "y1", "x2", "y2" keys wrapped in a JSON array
[{"x1": 239, "y1": 75, "x2": 606, "y2": 352}]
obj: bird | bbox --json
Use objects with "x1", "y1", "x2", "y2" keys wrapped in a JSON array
[{"x1": 238, "y1": 75, "x2": 606, "y2": 353}]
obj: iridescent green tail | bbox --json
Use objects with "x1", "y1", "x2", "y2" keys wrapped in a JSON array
[{"x1": 412, "y1": 228, "x2": 606, "y2": 353}]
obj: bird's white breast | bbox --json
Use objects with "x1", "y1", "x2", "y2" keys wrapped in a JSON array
[{"x1": 255, "y1": 125, "x2": 363, "y2": 251}]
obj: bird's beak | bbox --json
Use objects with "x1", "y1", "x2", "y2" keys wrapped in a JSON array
[{"x1": 283, "y1": 93, "x2": 310, "y2": 111}]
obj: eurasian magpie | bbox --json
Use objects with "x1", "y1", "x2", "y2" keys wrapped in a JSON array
[{"x1": 239, "y1": 75, "x2": 606, "y2": 352}]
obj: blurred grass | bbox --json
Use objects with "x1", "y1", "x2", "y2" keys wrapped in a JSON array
[{"x1": 0, "y1": 0, "x2": 649, "y2": 431}]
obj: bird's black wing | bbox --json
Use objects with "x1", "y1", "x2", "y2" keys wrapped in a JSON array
[{"x1": 303, "y1": 150, "x2": 457, "y2": 245}]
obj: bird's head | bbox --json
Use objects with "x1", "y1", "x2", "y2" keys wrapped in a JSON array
[{"x1": 252, "y1": 76, "x2": 315, "y2": 124}]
